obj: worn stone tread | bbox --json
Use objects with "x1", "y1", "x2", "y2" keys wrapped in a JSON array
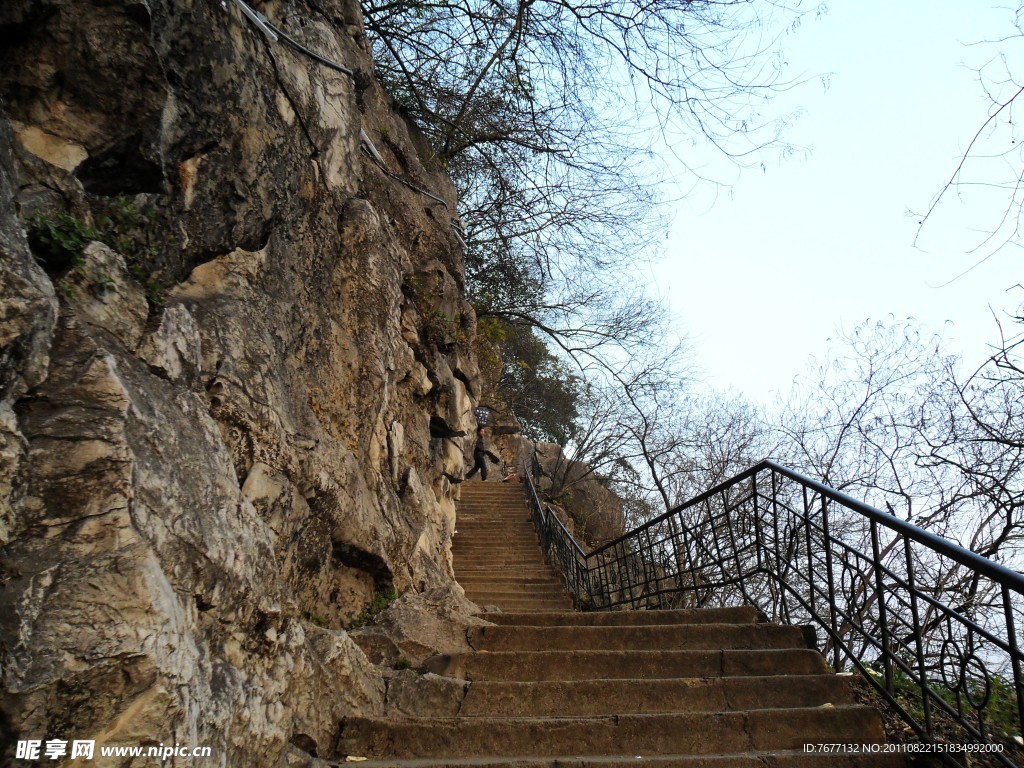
[
  {"x1": 458, "y1": 674, "x2": 853, "y2": 716},
  {"x1": 338, "y1": 754, "x2": 908, "y2": 768},
  {"x1": 468, "y1": 623, "x2": 810, "y2": 652},
  {"x1": 424, "y1": 648, "x2": 832, "y2": 682},
  {"x1": 482, "y1": 608, "x2": 760, "y2": 626},
  {"x1": 339, "y1": 707, "x2": 885, "y2": 758}
]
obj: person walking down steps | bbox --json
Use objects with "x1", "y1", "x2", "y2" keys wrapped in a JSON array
[{"x1": 465, "y1": 427, "x2": 500, "y2": 481}]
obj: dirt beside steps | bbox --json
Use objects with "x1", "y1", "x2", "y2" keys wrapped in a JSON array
[{"x1": 337, "y1": 481, "x2": 908, "y2": 767}]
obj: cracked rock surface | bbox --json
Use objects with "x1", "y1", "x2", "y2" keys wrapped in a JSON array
[{"x1": 0, "y1": 0, "x2": 481, "y2": 763}]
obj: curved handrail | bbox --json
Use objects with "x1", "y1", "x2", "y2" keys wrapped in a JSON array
[{"x1": 590, "y1": 459, "x2": 1024, "y2": 592}]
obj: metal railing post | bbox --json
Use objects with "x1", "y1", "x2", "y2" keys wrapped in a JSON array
[
  {"x1": 903, "y1": 537, "x2": 933, "y2": 736},
  {"x1": 870, "y1": 521, "x2": 895, "y2": 696},
  {"x1": 821, "y1": 494, "x2": 840, "y2": 670}
]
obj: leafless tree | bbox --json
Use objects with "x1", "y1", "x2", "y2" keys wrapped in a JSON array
[
  {"x1": 361, "y1": 0, "x2": 812, "y2": 363},
  {"x1": 915, "y1": 4, "x2": 1024, "y2": 270},
  {"x1": 770, "y1": 317, "x2": 1024, "y2": 687},
  {"x1": 775, "y1": 317, "x2": 1024, "y2": 563}
]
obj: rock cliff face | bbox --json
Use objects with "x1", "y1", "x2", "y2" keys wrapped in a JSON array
[{"x1": 0, "y1": 0, "x2": 479, "y2": 762}]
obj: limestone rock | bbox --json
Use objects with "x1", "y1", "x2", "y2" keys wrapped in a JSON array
[
  {"x1": 137, "y1": 304, "x2": 203, "y2": 382},
  {"x1": 349, "y1": 586, "x2": 489, "y2": 667},
  {"x1": 62, "y1": 241, "x2": 149, "y2": 349},
  {"x1": 0, "y1": 0, "x2": 480, "y2": 761},
  {"x1": 0, "y1": 112, "x2": 58, "y2": 546},
  {"x1": 384, "y1": 670, "x2": 468, "y2": 718}
]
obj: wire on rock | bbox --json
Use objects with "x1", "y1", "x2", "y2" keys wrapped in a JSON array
[
  {"x1": 359, "y1": 144, "x2": 449, "y2": 210},
  {"x1": 223, "y1": 0, "x2": 466, "y2": 250},
  {"x1": 227, "y1": 0, "x2": 353, "y2": 74},
  {"x1": 227, "y1": 0, "x2": 277, "y2": 41},
  {"x1": 268, "y1": 20, "x2": 355, "y2": 76}
]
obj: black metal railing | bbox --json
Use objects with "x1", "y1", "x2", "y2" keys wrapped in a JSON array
[
  {"x1": 526, "y1": 458, "x2": 1024, "y2": 766},
  {"x1": 523, "y1": 466, "x2": 594, "y2": 608}
]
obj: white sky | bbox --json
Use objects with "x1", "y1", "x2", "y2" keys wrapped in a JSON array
[{"x1": 653, "y1": 1, "x2": 1023, "y2": 403}]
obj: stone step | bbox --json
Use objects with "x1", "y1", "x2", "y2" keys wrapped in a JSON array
[
  {"x1": 456, "y1": 569, "x2": 560, "y2": 579},
  {"x1": 458, "y1": 500, "x2": 528, "y2": 505},
  {"x1": 462, "y1": 586, "x2": 567, "y2": 597},
  {"x1": 456, "y1": 575, "x2": 564, "y2": 586},
  {"x1": 455, "y1": 559, "x2": 550, "y2": 568},
  {"x1": 424, "y1": 648, "x2": 832, "y2": 682},
  {"x1": 456, "y1": 561, "x2": 552, "y2": 569},
  {"x1": 459, "y1": 489, "x2": 527, "y2": 494},
  {"x1": 481, "y1": 607, "x2": 759, "y2": 626},
  {"x1": 456, "y1": 504, "x2": 529, "y2": 509},
  {"x1": 452, "y1": 548, "x2": 540, "y2": 557},
  {"x1": 455, "y1": 530, "x2": 534, "y2": 536},
  {"x1": 457, "y1": 507, "x2": 529, "y2": 511},
  {"x1": 456, "y1": 531, "x2": 532, "y2": 536},
  {"x1": 468, "y1": 609, "x2": 576, "y2": 616},
  {"x1": 339, "y1": 755, "x2": 909, "y2": 768},
  {"x1": 454, "y1": 551, "x2": 543, "y2": 557},
  {"x1": 468, "y1": 623, "x2": 809, "y2": 652},
  {"x1": 339, "y1": 706, "x2": 885, "y2": 759},
  {"x1": 458, "y1": 584, "x2": 562, "y2": 593},
  {"x1": 457, "y1": 570, "x2": 561, "y2": 580},
  {"x1": 457, "y1": 504, "x2": 529, "y2": 508},
  {"x1": 459, "y1": 484, "x2": 528, "y2": 491},
  {"x1": 462, "y1": 487, "x2": 528, "y2": 493},
  {"x1": 454, "y1": 552, "x2": 548, "y2": 561},
  {"x1": 458, "y1": 573, "x2": 559, "y2": 582},
  {"x1": 460, "y1": 589, "x2": 565, "y2": 602},
  {"x1": 458, "y1": 510, "x2": 528, "y2": 514},
  {"x1": 454, "y1": 560, "x2": 546, "y2": 568},
  {"x1": 458, "y1": 674, "x2": 854, "y2": 716},
  {"x1": 453, "y1": 537, "x2": 538, "y2": 543},
  {"x1": 458, "y1": 496, "x2": 528, "y2": 501},
  {"x1": 459, "y1": 585, "x2": 565, "y2": 595},
  {"x1": 457, "y1": 496, "x2": 528, "y2": 501},
  {"x1": 466, "y1": 598, "x2": 574, "y2": 611},
  {"x1": 462, "y1": 586, "x2": 568, "y2": 598},
  {"x1": 458, "y1": 500, "x2": 527, "y2": 504},
  {"x1": 458, "y1": 500, "x2": 528, "y2": 504},
  {"x1": 458, "y1": 500, "x2": 529, "y2": 506},
  {"x1": 457, "y1": 501, "x2": 529, "y2": 507},
  {"x1": 456, "y1": 514, "x2": 531, "y2": 519},
  {"x1": 464, "y1": 597, "x2": 571, "y2": 609}
]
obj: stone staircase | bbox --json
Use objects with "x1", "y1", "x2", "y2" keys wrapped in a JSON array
[
  {"x1": 339, "y1": 481, "x2": 907, "y2": 766},
  {"x1": 449, "y1": 481, "x2": 573, "y2": 612}
]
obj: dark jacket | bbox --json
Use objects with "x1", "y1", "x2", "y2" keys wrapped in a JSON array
[{"x1": 473, "y1": 434, "x2": 499, "y2": 462}]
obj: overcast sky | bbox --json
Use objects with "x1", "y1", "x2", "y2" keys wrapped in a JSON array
[{"x1": 652, "y1": 1, "x2": 1023, "y2": 403}]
